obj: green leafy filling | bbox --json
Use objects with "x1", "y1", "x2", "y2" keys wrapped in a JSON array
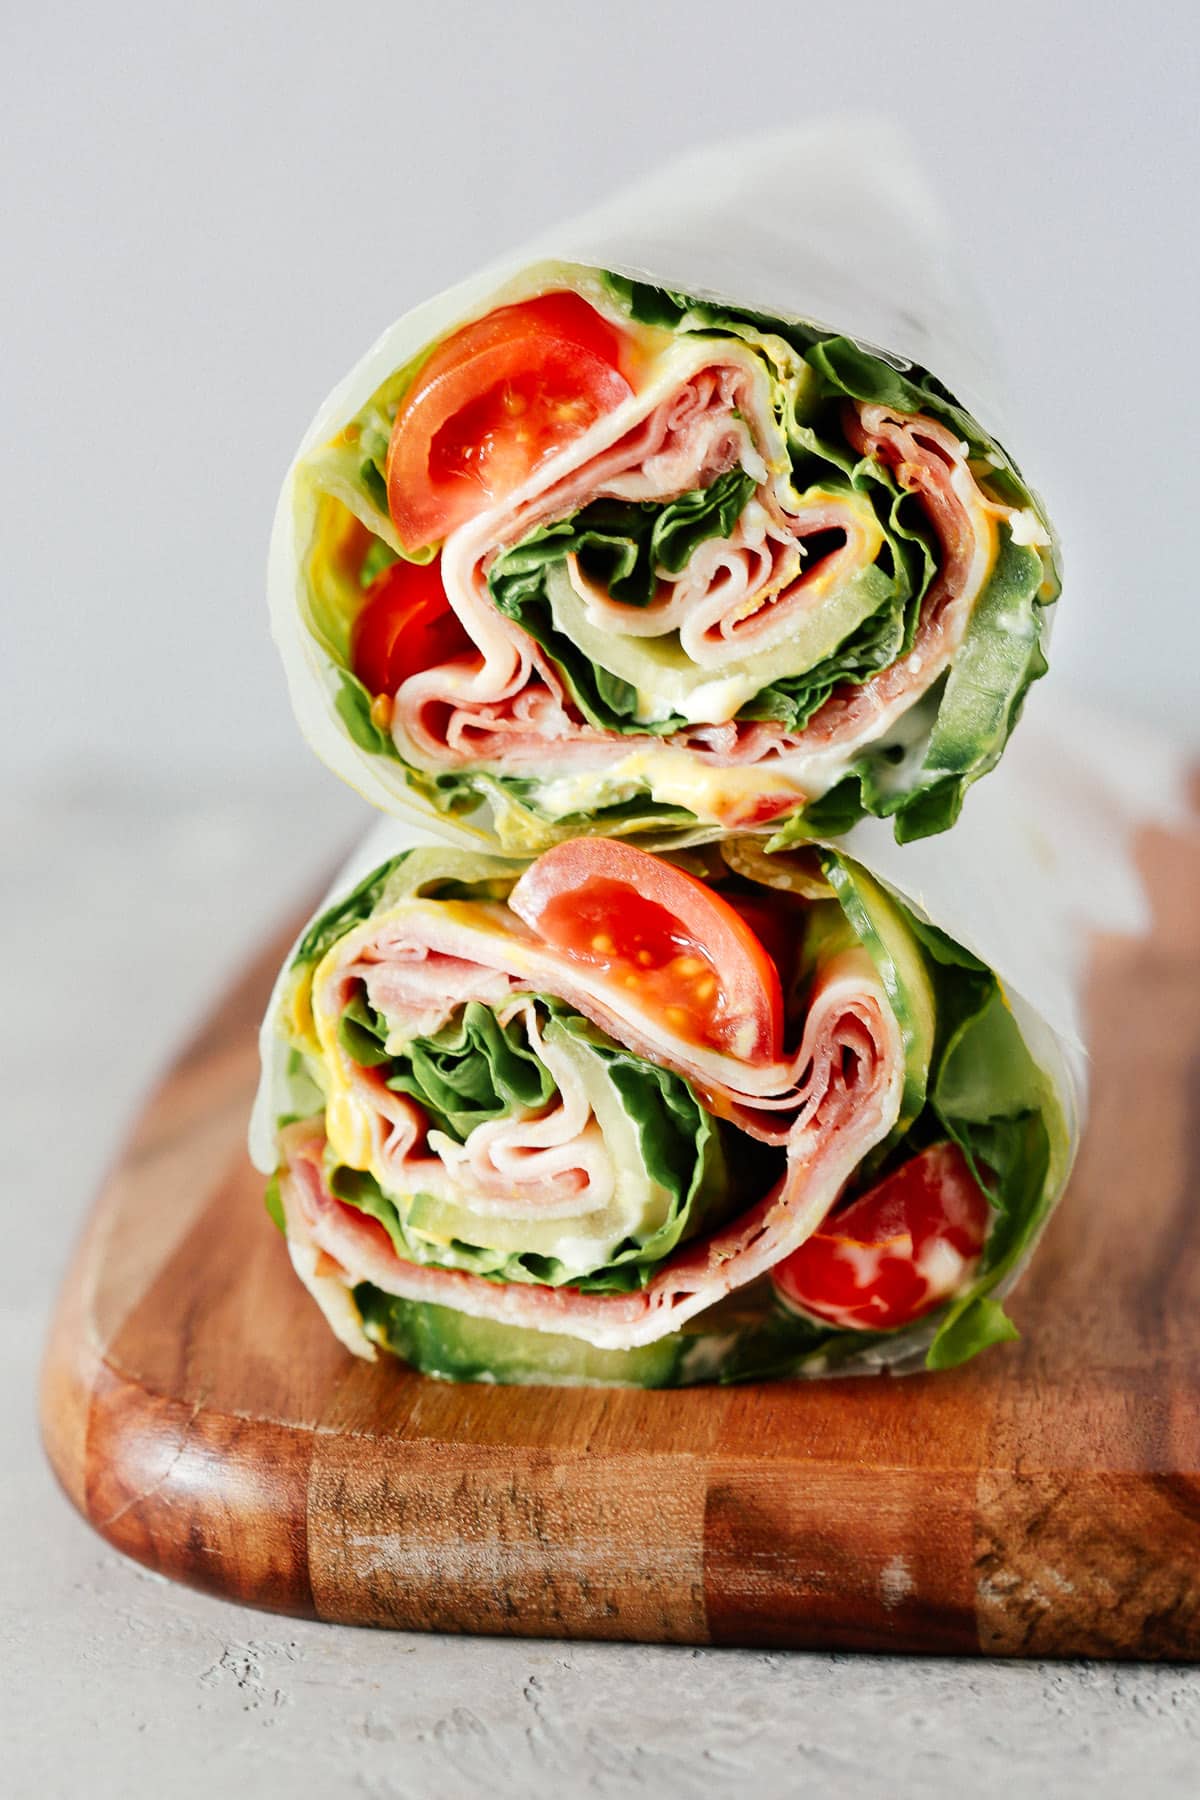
[
  {"x1": 487, "y1": 438, "x2": 941, "y2": 744},
  {"x1": 326, "y1": 990, "x2": 756, "y2": 1292},
  {"x1": 488, "y1": 469, "x2": 754, "y2": 732},
  {"x1": 338, "y1": 993, "x2": 558, "y2": 1142}
]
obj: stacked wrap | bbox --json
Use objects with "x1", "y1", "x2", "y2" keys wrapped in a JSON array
[{"x1": 255, "y1": 123, "x2": 1081, "y2": 1384}]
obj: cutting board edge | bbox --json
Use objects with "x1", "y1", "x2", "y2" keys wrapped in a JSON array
[
  {"x1": 42, "y1": 1258, "x2": 1200, "y2": 1657},
  {"x1": 40, "y1": 1278, "x2": 320, "y2": 1621}
]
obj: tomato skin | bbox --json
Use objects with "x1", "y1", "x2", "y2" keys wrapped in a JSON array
[
  {"x1": 386, "y1": 293, "x2": 634, "y2": 551},
  {"x1": 509, "y1": 838, "x2": 783, "y2": 1062},
  {"x1": 351, "y1": 557, "x2": 474, "y2": 698},
  {"x1": 771, "y1": 1142, "x2": 991, "y2": 1331}
]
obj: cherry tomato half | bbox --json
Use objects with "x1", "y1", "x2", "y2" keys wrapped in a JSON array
[
  {"x1": 509, "y1": 838, "x2": 784, "y2": 1062},
  {"x1": 351, "y1": 556, "x2": 473, "y2": 698},
  {"x1": 772, "y1": 1141, "x2": 991, "y2": 1331},
  {"x1": 385, "y1": 293, "x2": 634, "y2": 551}
]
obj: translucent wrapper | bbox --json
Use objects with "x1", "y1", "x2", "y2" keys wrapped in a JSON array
[
  {"x1": 269, "y1": 119, "x2": 1058, "y2": 853},
  {"x1": 250, "y1": 732, "x2": 1102, "y2": 1386}
]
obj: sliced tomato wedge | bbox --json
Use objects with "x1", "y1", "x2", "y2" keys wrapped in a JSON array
[
  {"x1": 509, "y1": 839, "x2": 783, "y2": 1061},
  {"x1": 385, "y1": 292, "x2": 635, "y2": 552},
  {"x1": 351, "y1": 556, "x2": 474, "y2": 698},
  {"x1": 772, "y1": 1142, "x2": 991, "y2": 1331}
]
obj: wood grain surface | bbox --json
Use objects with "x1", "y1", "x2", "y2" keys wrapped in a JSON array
[{"x1": 40, "y1": 812, "x2": 1200, "y2": 1655}]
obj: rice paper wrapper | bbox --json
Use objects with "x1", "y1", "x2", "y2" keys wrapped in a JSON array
[{"x1": 269, "y1": 116, "x2": 1039, "y2": 848}]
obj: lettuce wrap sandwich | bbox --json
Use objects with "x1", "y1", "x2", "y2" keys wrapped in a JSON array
[
  {"x1": 250, "y1": 817, "x2": 1078, "y2": 1387},
  {"x1": 271, "y1": 126, "x2": 1058, "y2": 852}
]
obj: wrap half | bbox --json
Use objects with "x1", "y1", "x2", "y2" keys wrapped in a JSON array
[
  {"x1": 251, "y1": 823, "x2": 1077, "y2": 1386},
  {"x1": 271, "y1": 128, "x2": 1058, "y2": 853}
]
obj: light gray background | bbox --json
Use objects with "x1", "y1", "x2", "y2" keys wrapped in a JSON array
[
  {"x1": 3, "y1": 0, "x2": 1199, "y2": 787},
  {"x1": 4, "y1": 5, "x2": 1200, "y2": 1797}
]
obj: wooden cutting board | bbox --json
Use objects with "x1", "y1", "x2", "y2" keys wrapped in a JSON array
[{"x1": 40, "y1": 810, "x2": 1200, "y2": 1657}]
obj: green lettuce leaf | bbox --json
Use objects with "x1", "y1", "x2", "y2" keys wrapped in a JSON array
[
  {"x1": 263, "y1": 1174, "x2": 286, "y2": 1237},
  {"x1": 384, "y1": 999, "x2": 559, "y2": 1143},
  {"x1": 327, "y1": 992, "x2": 746, "y2": 1290},
  {"x1": 488, "y1": 470, "x2": 756, "y2": 733},
  {"x1": 334, "y1": 668, "x2": 401, "y2": 760},
  {"x1": 889, "y1": 531, "x2": 1049, "y2": 842},
  {"x1": 293, "y1": 854, "x2": 412, "y2": 968},
  {"x1": 925, "y1": 1295, "x2": 1020, "y2": 1371}
]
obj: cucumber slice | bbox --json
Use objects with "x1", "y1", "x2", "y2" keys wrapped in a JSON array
[
  {"x1": 350, "y1": 1281, "x2": 910, "y2": 1388},
  {"x1": 821, "y1": 853, "x2": 936, "y2": 1133},
  {"x1": 543, "y1": 555, "x2": 895, "y2": 727},
  {"x1": 354, "y1": 1287, "x2": 685, "y2": 1387}
]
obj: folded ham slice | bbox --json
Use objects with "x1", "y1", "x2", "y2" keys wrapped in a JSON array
[
  {"x1": 390, "y1": 337, "x2": 1019, "y2": 800},
  {"x1": 278, "y1": 898, "x2": 904, "y2": 1353}
]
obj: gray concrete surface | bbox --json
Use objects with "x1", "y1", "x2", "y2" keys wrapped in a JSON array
[{"x1": 5, "y1": 777, "x2": 1200, "y2": 1798}]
